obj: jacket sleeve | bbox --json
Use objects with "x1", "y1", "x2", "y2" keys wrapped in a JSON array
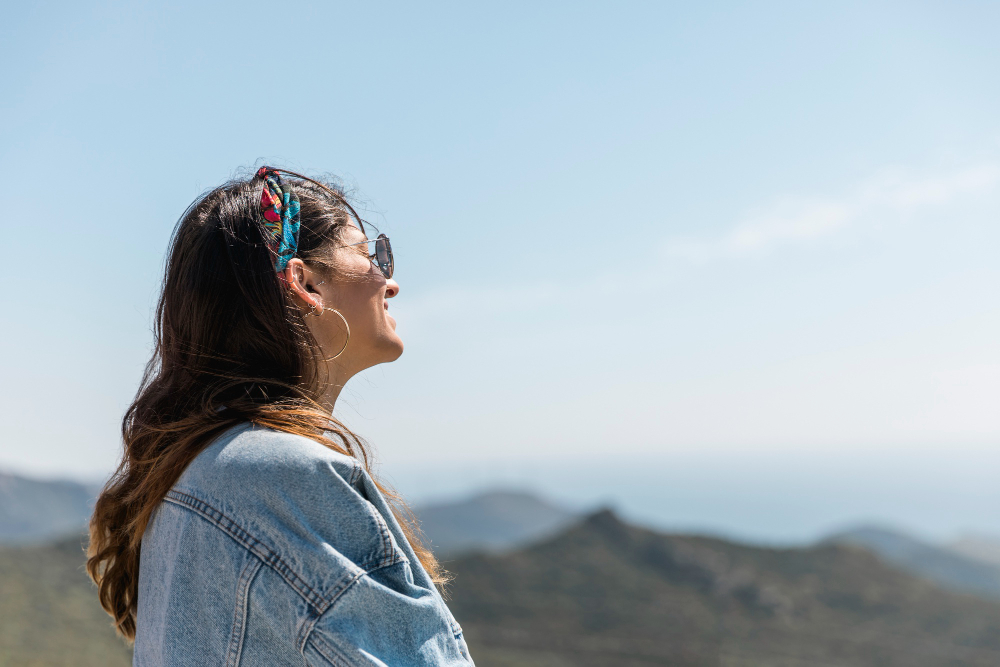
[
  {"x1": 179, "y1": 426, "x2": 474, "y2": 666},
  {"x1": 302, "y1": 559, "x2": 474, "y2": 667}
]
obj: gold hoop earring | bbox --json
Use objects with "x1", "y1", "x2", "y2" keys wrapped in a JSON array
[{"x1": 320, "y1": 308, "x2": 350, "y2": 360}]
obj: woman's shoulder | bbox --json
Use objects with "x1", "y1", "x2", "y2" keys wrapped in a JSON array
[
  {"x1": 179, "y1": 421, "x2": 362, "y2": 491},
  {"x1": 171, "y1": 422, "x2": 371, "y2": 515},
  {"x1": 168, "y1": 422, "x2": 402, "y2": 573}
]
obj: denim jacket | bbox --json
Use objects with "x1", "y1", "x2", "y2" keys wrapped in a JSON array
[{"x1": 135, "y1": 423, "x2": 475, "y2": 666}]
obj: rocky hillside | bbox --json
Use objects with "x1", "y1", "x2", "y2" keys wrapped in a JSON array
[{"x1": 447, "y1": 510, "x2": 1000, "y2": 667}]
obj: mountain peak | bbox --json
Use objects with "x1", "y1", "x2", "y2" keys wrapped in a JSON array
[
  {"x1": 582, "y1": 507, "x2": 622, "y2": 526},
  {"x1": 580, "y1": 507, "x2": 631, "y2": 541}
]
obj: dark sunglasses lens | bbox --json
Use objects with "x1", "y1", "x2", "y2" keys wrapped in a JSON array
[{"x1": 375, "y1": 234, "x2": 393, "y2": 278}]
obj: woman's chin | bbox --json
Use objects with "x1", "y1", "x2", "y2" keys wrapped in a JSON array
[
  {"x1": 378, "y1": 331, "x2": 404, "y2": 361},
  {"x1": 388, "y1": 337, "x2": 404, "y2": 360},
  {"x1": 383, "y1": 315, "x2": 403, "y2": 357}
]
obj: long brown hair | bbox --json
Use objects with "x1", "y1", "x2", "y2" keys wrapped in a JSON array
[{"x1": 87, "y1": 168, "x2": 443, "y2": 640}]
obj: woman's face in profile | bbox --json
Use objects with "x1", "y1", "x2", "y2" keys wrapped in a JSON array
[{"x1": 310, "y1": 223, "x2": 403, "y2": 372}]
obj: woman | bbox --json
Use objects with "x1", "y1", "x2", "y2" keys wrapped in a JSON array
[{"x1": 87, "y1": 167, "x2": 475, "y2": 666}]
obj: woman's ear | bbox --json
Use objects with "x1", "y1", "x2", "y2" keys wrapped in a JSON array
[{"x1": 283, "y1": 259, "x2": 323, "y2": 313}]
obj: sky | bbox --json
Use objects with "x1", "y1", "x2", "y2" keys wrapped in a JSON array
[{"x1": 2, "y1": 1, "x2": 999, "y2": 541}]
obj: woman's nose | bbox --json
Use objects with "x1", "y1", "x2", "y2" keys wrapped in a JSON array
[{"x1": 385, "y1": 278, "x2": 400, "y2": 298}]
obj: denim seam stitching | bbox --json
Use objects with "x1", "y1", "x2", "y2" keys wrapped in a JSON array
[
  {"x1": 296, "y1": 569, "x2": 367, "y2": 654},
  {"x1": 165, "y1": 487, "x2": 395, "y2": 571},
  {"x1": 372, "y1": 513, "x2": 406, "y2": 569},
  {"x1": 163, "y1": 490, "x2": 339, "y2": 612},
  {"x1": 344, "y1": 465, "x2": 405, "y2": 569},
  {"x1": 308, "y1": 631, "x2": 356, "y2": 667},
  {"x1": 377, "y1": 514, "x2": 390, "y2": 564},
  {"x1": 300, "y1": 559, "x2": 408, "y2": 659},
  {"x1": 225, "y1": 555, "x2": 262, "y2": 667}
]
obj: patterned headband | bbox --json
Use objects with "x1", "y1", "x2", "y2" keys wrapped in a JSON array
[{"x1": 257, "y1": 166, "x2": 301, "y2": 272}]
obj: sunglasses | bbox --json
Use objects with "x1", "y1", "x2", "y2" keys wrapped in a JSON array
[{"x1": 335, "y1": 233, "x2": 394, "y2": 279}]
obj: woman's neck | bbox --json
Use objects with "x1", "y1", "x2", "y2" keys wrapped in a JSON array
[
  {"x1": 319, "y1": 382, "x2": 344, "y2": 413},
  {"x1": 316, "y1": 361, "x2": 352, "y2": 413}
]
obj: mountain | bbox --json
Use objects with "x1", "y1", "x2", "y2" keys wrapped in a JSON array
[
  {"x1": 826, "y1": 525, "x2": 1000, "y2": 600},
  {"x1": 0, "y1": 472, "x2": 100, "y2": 543},
  {"x1": 447, "y1": 510, "x2": 1000, "y2": 667},
  {"x1": 414, "y1": 490, "x2": 579, "y2": 557},
  {"x1": 0, "y1": 534, "x2": 131, "y2": 666},
  {"x1": 948, "y1": 534, "x2": 1000, "y2": 569},
  {"x1": 6, "y1": 509, "x2": 1000, "y2": 665}
]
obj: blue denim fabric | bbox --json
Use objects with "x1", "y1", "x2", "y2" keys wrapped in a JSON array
[{"x1": 135, "y1": 423, "x2": 475, "y2": 666}]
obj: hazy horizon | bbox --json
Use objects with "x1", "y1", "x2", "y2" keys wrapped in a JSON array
[{"x1": 6, "y1": 440, "x2": 999, "y2": 546}]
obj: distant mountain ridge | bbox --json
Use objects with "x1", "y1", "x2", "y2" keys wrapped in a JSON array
[
  {"x1": 949, "y1": 534, "x2": 1000, "y2": 569},
  {"x1": 0, "y1": 472, "x2": 100, "y2": 544},
  {"x1": 9, "y1": 470, "x2": 1000, "y2": 609},
  {"x1": 826, "y1": 525, "x2": 1000, "y2": 599},
  {"x1": 0, "y1": 473, "x2": 586, "y2": 551},
  {"x1": 414, "y1": 490, "x2": 579, "y2": 557}
]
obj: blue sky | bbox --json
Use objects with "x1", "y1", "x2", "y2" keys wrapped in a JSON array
[{"x1": 3, "y1": 1, "x2": 998, "y2": 539}]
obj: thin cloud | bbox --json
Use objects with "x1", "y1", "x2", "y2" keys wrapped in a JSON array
[{"x1": 664, "y1": 164, "x2": 1000, "y2": 262}]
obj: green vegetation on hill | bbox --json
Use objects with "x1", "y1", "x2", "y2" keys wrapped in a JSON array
[
  {"x1": 6, "y1": 512, "x2": 1000, "y2": 666},
  {"x1": 446, "y1": 510, "x2": 1000, "y2": 667},
  {"x1": 0, "y1": 535, "x2": 131, "y2": 667}
]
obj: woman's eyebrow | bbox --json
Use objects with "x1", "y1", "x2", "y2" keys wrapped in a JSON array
[{"x1": 341, "y1": 225, "x2": 368, "y2": 243}]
